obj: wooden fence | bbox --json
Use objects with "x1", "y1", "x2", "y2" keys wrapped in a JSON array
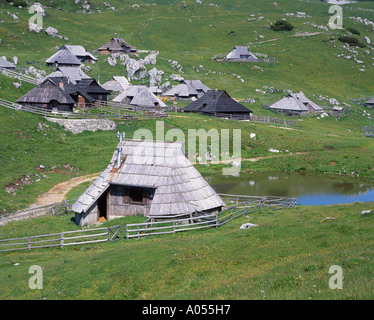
[
  {"x1": 0, "y1": 67, "x2": 40, "y2": 85},
  {"x1": 218, "y1": 193, "x2": 297, "y2": 208},
  {"x1": 0, "y1": 200, "x2": 74, "y2": 226},
  {"x1": 0, "y1": 98, "x2": 168, "y2": 121},
  {"x1": 125, "y1": 195, "x2": 297, "y2": 239},
  {"x1": 0, "y1": 225, "x2": 120, "y2": 252},
  {"x1": 203, "y1": 112, "x2": 297, "y2": 127}
]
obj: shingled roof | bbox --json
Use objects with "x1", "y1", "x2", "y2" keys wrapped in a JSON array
[
  {"x1": 46, "y1": 48, "x2": 82, "y2": 66},
  {"x1": 268, "y1": 92, "x2": 323, "y2": 114},
  {"x1": 16, "y1": 78, "x2": 75, "y2": 105},
  {"x1": 98, "y1": 37, "x2": 136, "y2": 53},
  {"x1": 0, "y1": 57, "x2": 16, "y2": 69},
  {"x1": 163, "y1": 80, "x2": 211, "y2": 99},
  {"x1": 102, "y1": 76, "x2": 130, "y2": 92},
  {"x1": 225, "y1": 46, "x2": 258, "y2": 62},
  {"x1": 365, "y1": 97, "x2": 374, "y2": 106},
  {"x1": 113, "y1": 85, "x2": 166, "y2": 108},
  {"x1": 60, "y1": 45, "x2": 97, "y2": 62},
  {"x1": 72, "y1": 140, "x2": 225, "y2": 218},
  {"x1": 44, "y1": 66, "x2": 90, "y2": 84},
  {"x1": 184, "y1": 90, "x2": 252, "y2": 115}
]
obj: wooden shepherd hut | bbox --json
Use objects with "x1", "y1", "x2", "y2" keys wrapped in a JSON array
[
  {"x1": 98, "y1": 37, "x2": 137, "y2": 55},
  {"x1": 224, "y1": 46, "x2": 258, "y2": 62},
  {"x1": 163, "y1": 80, "x2": 211, "y2": 100},
  {"x1": 268, "y1": 91, "x2": 323, "y2": 116},
  {"x1": 112, "y1": 85, "x2": 167, "y2": 112},
  {"x1": 72, "y1": 139, "x2": 225, "y2": 226},
  {"x1": 16, "y1": 78, "x2": 75, "y2": 112},
  {"x1": 46, "y1": 48, "x2": 82, "y2": 67},
  {"x1": 0, "y1": 57, "x2": 16, "y2": 70},
  {"x1": 184, "y1": 90, "x2": 252, "y2": 117},
  {"x1": 365, "y1": 97, "x2": 374, "y2": 109},
  {"x1": 60, "y1": 45, "x2": 97, "y2": 63},
  {"x1": 102, "y1": 76, "x2": 130, "y2": 93}
]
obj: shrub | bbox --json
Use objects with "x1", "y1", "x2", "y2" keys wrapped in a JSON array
[
  {"x1": 5, "y1": 0, "x2": 27, "y2": 6},
  {"x1": 270, "y1": 20, "x2": 294, "y2": 32},
  {"x1": 338, "y1": 36, "x2": 366, "y2": 47},
  {"x1": 346, "y1": 27, "x2": 360, "y2": 35}
]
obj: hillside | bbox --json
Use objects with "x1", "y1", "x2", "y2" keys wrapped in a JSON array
[
  {"x1": 0, "y1": 0, "x2": 374, "y2": 303},
  {"x1": 1, "y1": 0, "x2": 373, "y2": 102},
  {"x1": 0, "y1": 0, "x2": 373, "y2": 213}
]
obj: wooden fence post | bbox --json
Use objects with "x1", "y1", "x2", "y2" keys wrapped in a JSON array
[
  {"x1": 126, "y1": 224, "x2": 128, "y2": 240},
  {"x1": 60, "y1": 233, "x2": 64, "y2": 248}
]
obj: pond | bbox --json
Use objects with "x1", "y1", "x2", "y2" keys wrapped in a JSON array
[{"x1": 209, "y1": 172, "x2": 374, "y2": 206}]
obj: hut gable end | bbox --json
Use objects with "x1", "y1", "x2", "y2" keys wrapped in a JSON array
[{"x1": 72, "y1": 140, "x2": 225, "y2": 225}]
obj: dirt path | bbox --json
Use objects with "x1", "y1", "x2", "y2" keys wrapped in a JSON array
[
  {"x1": 29, "y1": 172, "x2": 101, "y2": 208},
  {"x1": 248, "y1": 32, "x2": 323, "y2": 45}
]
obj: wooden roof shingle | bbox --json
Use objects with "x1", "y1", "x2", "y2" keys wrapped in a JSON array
[
  {"x1": 184, "y1": 90, "x2": 252, "y2": 114},
  {"x1": 72, "y1": 140, "x2": 225, "y2": 218}
]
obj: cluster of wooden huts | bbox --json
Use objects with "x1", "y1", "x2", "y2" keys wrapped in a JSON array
[
  {"x1": 11, "y1": 34, "x2": 372, "y2": 226},
  {"x1": 14, "y1": 37, "x2": 333, "y2": 117}
]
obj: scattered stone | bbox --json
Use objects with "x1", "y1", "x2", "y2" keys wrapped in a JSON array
[
  {"x1": 148, "y1": 67, "x2": 164, "y2": 86},
  {"x1": 269, "y1": 148, "x2": 280, "y2": 153},
  {"x1": 361, "y1": 210, "x2": 372, "y2": 215},
  {"x1": 170, "y1": 74, "x2": 184, "y2": 82},
  {"x1": 28, "y1": 23, "x2": 42, "y2": 34},
  {"x1": 240, "y1": 223, "x2": 259, "y2": 229},
  {"x1": 107, "y1": 56, "x2": 117, "y2": 66},
  {"x1": 45, "y1": 26, "x2": 59, "y2": 37}
]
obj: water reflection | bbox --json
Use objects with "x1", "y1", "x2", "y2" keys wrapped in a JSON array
[{"x1": 210, "y1": 172, "x2": 374, "y2": 205}]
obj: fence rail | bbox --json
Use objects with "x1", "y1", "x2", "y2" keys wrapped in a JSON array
[
  {"x1": 0, "y1": 200, "x2": 75, "y2": 226},
  {"x1": 0, "y1": 67, "x2": 40, "y2": 85},
  {"x1": 125, "y1": 196, "x2": 297, "y2": 239},
  {"x1": 0, "y1": 225, "x2": 120, "y2": 252},
  {"x1": 200, "y1": 111, "x2": 297, "y2": 127},
  {"x1": 0, "y1": 98, "x2": 168, "y2": 121}
]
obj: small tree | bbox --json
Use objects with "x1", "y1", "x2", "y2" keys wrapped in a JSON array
[
  {"x1": 338, "y1": 36, "x2": 366, "y2": 47},
  {"x1": 271, "y1": 20, "x2": 294, "y2": 31},
  {"x1": 345, "y1": 27, "x2": 360, "y2": 35}
]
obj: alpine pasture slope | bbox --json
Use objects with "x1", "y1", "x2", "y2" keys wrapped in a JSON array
[{"x1": 0, "y1": 0, "x2": 373, "y2": 301}]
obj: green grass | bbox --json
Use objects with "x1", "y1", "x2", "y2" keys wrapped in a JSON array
[
  {"x1": 0, "y1": 107, "x2": 373, "y2": 213},
  {"x1": 0, "y1": 0, "x2": 373, "y2": 300},
  {"x1": 0, "y1": 202, "x2": 373, "y2": 299}
]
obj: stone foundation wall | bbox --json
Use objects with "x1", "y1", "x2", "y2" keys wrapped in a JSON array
[{"x1": 46, "y1": 118, "x2": 116, "y2": 134}]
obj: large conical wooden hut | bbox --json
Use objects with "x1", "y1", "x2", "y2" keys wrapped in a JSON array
[{"x1": 72, "y1": 139, "x2": 225, "y2": 226}]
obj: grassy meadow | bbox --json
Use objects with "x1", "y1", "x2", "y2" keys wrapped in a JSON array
[
  {"x1": 0, "y1": 0, "x2": 373, "y2": 300},
  {"x1": 0, "y1": 201, "x2": 373, "y2": 300}
]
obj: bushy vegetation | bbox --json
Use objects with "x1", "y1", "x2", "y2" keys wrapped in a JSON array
[
  {"x1": 270, "y1": 20, "x2": 294, "y2": 32},
  {"x1": 346, "y1": 27, "x2": 360, "y2": 35},
  {"x1": 338, "y1": 36, "x2": 366, "y2": 47}
]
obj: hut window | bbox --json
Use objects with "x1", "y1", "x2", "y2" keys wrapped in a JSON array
[
  {"x1": 130, "y1": 188, "x2": 143, "y2": 204},
  {"x1": 123, "y1": 187, "x2": 152, "y2": 205}
]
